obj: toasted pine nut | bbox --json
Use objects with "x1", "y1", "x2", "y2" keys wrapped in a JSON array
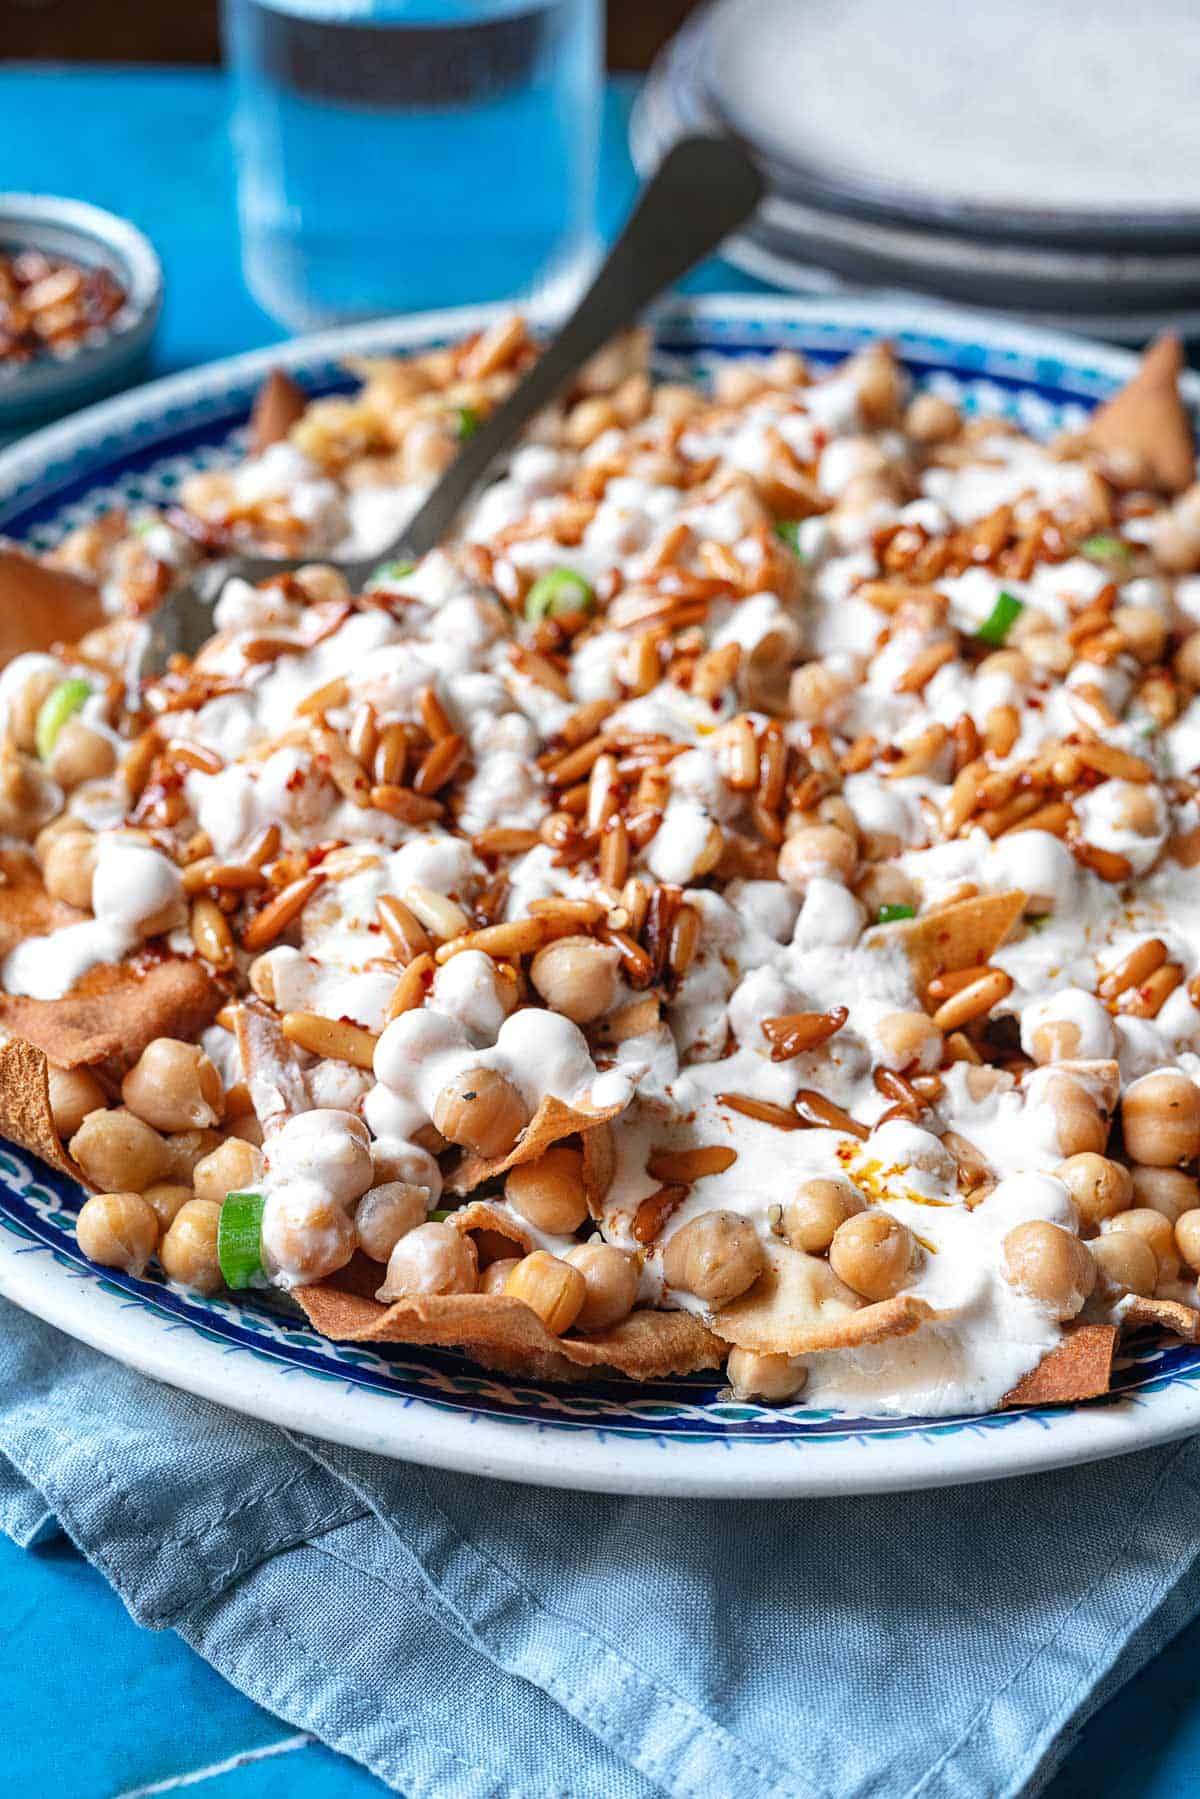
[
  {"x1": 281, "y1": 1010, "x2": 379, "y2": 1069},
  {"x1": 296, "y1": 676, "x2": 350, "y2": 716},
  {"x1": 631, "y1": 1184, "x2": 689, "y2": 1245},
  {"x1": 792, "y1": 1089, "x2": 869, "y2": 1140},
  {"x1": 414, "y1": 732, "x2": 467, "y2": 795},
  {"x1": 1098, "y1": 938, "x2": 1168, "y2": 1001},
  {"x1": 386, "y1": 951, "x2": 435, "y2": 1020},
  {"x1": 932, "y1": 968, "x2": 1014, "y2": 1031},
  {"x1": 646, "y1": 1146, "x2": 737, "y2": 1183},
  {"x1": 190, "y1": 896, "x2": 235, "y2": 970},
  {"x1": 240, "y1": 871, "x2": 325, "y2": 951},
  {"x1": 377, "y1": 894, "x2": 432, "y2": 963},
  {"x1": 717, "y1": 1092, "x2": 805, "y2": 1130},
  {"x1": 434, "y1": 917, "x2": 550, "y2": 964},
  {"x1": 417, "y1": 683, "x2": 454, "y2": 740},
  {"x1": 370, "y1": 784, "x2": 444, "y2": 823},
  {"x1": 1117, "y1": 963, "x2": 1183, "y2": 1019},
  {"x1": 761, "y1": 1007, "x2": 849, "y2": 1060},
  {"x1": 403, "y1": 884, "x2": 470, "y2": 941},
  {"x1": 894, "y1": 640, "x2": 956, "y2": 695}
]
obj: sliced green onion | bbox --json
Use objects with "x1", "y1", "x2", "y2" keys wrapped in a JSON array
[
  {"x1": 1025, "y1": 913, "x2": 1051, "y2": 933},
  {"x1": 369, "y1": 559, "x2": 417, "y2": 587},
  {"x1": 774, "y1": 519, "x2": 805, "y2": 556},
  {"x1": 217, "y1": 1190, "x2": 266, "y2": 1290},
  {"x1": 35, "y1": 677, "x2": 91, "y2": 762},
  {"x1": 428, "y1": 1208, "x2": 452, "y2": 1223},
  {"x1": 132, "y1": 517, "x2": 157, "y2": 539},
  {"x1": 525, "y1": 566, "x2": 595, "y2": 622},
  {"x1": 976, "y1": 589, "x2": 1024, "y2": 648},
  {"x1": 454, "y1": 405, "x2": 480, "y2": 440},
  {"x1": 876, "y1": 903, "x2": 915, "y2": 924},
  {"x1": 1080, "y1": 533, "x2": 1131, "y2": 561}
]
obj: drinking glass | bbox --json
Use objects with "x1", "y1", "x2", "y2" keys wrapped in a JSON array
[{"x1": 222, "y1": 0, "x2": 602, "y2": 329}]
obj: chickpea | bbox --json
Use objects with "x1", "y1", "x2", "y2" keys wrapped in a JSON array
[
  {"x1": 1110, "y1": 604, "x2": 1167, "y2": 666},
  {"x1": 69, "y1": 1106, "x2": 169, "y2": 1192},
  {"x1": 1131, "y1": 1166, "x2": 1200, "y2": 1223},
  {"x1": 1173, "y1": 631, "x2": 1200, "y2": 691},
  {"x1": 1030, "y1": 1020, "x2": 1081, "y2": 1064},
  {"x1": 977, "y1": 649, "x2": 1032, "y2": 685},
  {"x1": 35, "y1": 811, "x2": 90, "y2": 863},
  {"x1": 903, "y1": 391, "x2": 960, "y2": 445},
  {"x1": 726, "y1": 1346, "x2": 808, "y2": 1403},
  {"x1": 1122, "y1": 1072, "x2": 1200, "y2": 1167},
  {"x1": 851, "y1": 345, "x2": 904, "y2": 427},
  {"x1": 788, "y1": 662, "x2": 852, "y2": 726},
  {"x1": 47, "y1": 718, "x2": 117, "y2": 789},
  {"x1": 875, "y1": 1011, "x2": 943, "y2": 1074},
  {"x1": 503, "y1": 1250, "x2": 586, "y2": 1334},
  {"x1": 783, "y1": 1177, "x2": 865, "y2": 1254},
  {"x1": 777, "y1": 824, "x2": 857, "y2": 895},
  {"x1": 261, "y1": 1187, "x2": 356, "y2": 1284},
  {"x1": 564, "y1": 1242, "x2": 640, "y2": 1331},
  {"x1": 1090, "y1": 1231, "x2": 1158, "y2": 1297},
  {"x1": 7, "y1": 664, "x2": 60, "y2": 752},
  {"x1": 1109, "y1": 782, "x2": 1161, "y2": 837},
  {"x1": 1155, "y1": 516, "x2": 1200, "y2": 576},
  {"x1": 1175, "y1": 1209, "x2": 1200, "y2": 1274},
  {"x1": 1002, "y1": 1221, "x2": 1096, "y2": 1320},
  {"x1": 41, "y1": 827, "x2": 98, "y2": 910},
  {"x1": 1043, "y1": 1074, "x2": 1109, "y2": 1158},
  {"x1": 479, "y1": 1256, "x2": 522, "y2": 1295},
  {"x1": 192, "y1": 1137, "x2": 264, "y2": 1205},
  {"x1": 355, "y1": 1182, "x2": 427, "y2": 1263},
  {"x1": 1107, "y1": 1208, "x2": 1181, "y2": 1284},
  {"x1": 121, "y1": 1038, "x2": 224, "y2": 1133},
  {"x1": 160, "y1": 1198, "x2": 224, "y2": 1295},
  {"x1": 46, "y1": 1064, "x2": 106, "y2": 1140},
  {"x1": 161, "y1": 1128, "x2": 223, "y2": 1182},
  {"x1": 661, "y1": 1210, "x2": 765, "y2": 1307},
  {"x1": 75, "y1": 1191, "x2": 158, "y2": 1277},
  {"x1": 829, "y1": 1211, "x2": 917, "y2": 1302},
  {"x1": 142, "y1": 1182, "x2": 195, "y2": 1233},
  {"x1": 377, "y1": 1220, "x2": 478, "y2": 1300},
  {"x1": 506, "y1": 1146, "x2": 589, "y2": 1235},
  {"x1": 432, "y1": 1066, "x2": 531, "y2": 1160},
  {"x1": 0, "y1": 747, "x2": 60, "y2": 840},
  {"x1": 1056, "y1": 1153, "x2": 1133, "y2": 1227},
  {"x1": 226, "y1": 1113, "x2": 264, "y2": 1146},
  {"x1": 854, "y1": 865, "x2": 918, "y2": 917},
  {"x1": 529, "y1": 935, "x2": 619, "y2": 1025}
]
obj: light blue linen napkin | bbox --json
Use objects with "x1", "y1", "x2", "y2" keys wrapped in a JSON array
[{"x1": 4, "y1": 1290, "x2": 1200, "y2": 1799}]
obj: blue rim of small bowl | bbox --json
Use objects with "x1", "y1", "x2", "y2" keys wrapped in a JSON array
[{"x1": 0, "y1": 194, "x2": 163, "y2": 427}]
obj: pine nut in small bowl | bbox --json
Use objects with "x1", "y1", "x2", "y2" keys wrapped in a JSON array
[{"x1": 0, "y1": 194, "x2": 162, "y2": 433}]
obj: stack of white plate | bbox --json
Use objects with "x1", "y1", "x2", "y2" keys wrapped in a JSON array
[{"x1": 632, "y1": 0, "x2": 1200, "y2": 342}]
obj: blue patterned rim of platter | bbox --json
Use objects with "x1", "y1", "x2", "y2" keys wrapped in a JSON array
[{"x1": 2, "y1": 297, "x2": 1199, "y2": 1493}]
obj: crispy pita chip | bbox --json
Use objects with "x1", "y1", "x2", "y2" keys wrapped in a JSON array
[
  {"x1": 448, "y1": 1200, "x2": 534, "y2": 1262},
  {"x1": 581, "y1": 1117, "x2": 616, "y2": 1212},
  {"x1": 0, "y1": 547, "x2": 106, "y2": 665},
  {"x1": 0, "y1": 849, "x2": 84, "y2": 959},
  {"x1": 1087, "y1": 335, "x2": 1195, "y2": 495},
  {"x1": 0, "y1": 1036, "x2": 89, "y2": 1184},
  {"x1": 249, "y1": 369, "x2": 308, "y2": 456},
  {"x1": 0, "y1": 956, "x2": 222, "y2": 1070},
  {"x1": 1122, "y1": 1296, "x2": 1200, "y2": 1342},
  {"x1": 709, "y1": 1240, "x2": 933, "y2": 1355},
  {"x1": 866, "y1": 890, "x2": 1027, "y2": 989},
  {"x1": 233, "y1": 1001, "x2": 309, "y2": 1132},
  {"x1": 445, "y1": 1092, "x2": 628, "y2": 1196},
  {"x1": 294, "y1": 1278, "x2": 724, "y2": 1383},
  {"x1": 1003, "y1": 1324, "x2": 1118, "y2": 1407}
]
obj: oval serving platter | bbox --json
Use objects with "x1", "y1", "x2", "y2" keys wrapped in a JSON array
[{"x1": 3, "y1": 295, "x2": 1200, "y2": 1499}]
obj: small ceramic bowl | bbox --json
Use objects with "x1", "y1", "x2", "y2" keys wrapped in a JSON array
[{"x1": 0, "y1": 194, "x2": 162, "y2": 433}]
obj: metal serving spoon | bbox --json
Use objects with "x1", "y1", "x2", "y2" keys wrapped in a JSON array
[{"x1": 147, "y1": 134, "x2": 763, "y2": 672}]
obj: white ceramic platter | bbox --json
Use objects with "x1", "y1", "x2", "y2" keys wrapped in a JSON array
[{"x1": 3, "y1": 295, "x2": 1200, "y2": 1498}]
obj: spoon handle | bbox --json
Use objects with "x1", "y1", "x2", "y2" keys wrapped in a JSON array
[{"x1": 361, "y1": 135, "x2": 763, "y2": 572}]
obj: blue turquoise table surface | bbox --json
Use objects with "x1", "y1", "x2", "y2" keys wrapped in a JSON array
[{"x1": 2, "y1": 61, "x2": 1200, "y2": 1799}]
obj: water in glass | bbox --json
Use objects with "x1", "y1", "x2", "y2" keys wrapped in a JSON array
[{"x1": 222, "y1": 0, "x2": 602, "y2": 329}]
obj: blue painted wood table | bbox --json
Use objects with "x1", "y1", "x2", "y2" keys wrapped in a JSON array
[{"x1": 3, "y1": 62, "x2": 1200, "y2": 1799}]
